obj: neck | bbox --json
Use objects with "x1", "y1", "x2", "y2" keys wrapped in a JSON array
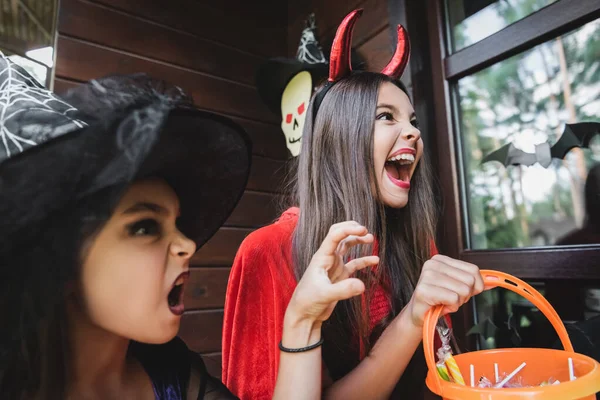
[{"x1": 65, "y1": 297, "x2": 132, "y2": 397}]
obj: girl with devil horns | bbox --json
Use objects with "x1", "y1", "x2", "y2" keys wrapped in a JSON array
[
  {"x1": 0, "y1": 55, "x2": 369, "y2": 399},
  {"x1": 222, "y1": 9, "x2": 485, "y2": 399}
]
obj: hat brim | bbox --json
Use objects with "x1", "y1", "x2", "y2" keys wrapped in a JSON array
[
  {"x1": 256, "y1": 57, "x2": 329, "y2": 115},
  {"x1": 0, "y1": 106, "x2": 251, "y2": 251},
  {"x1": 138, "y1": 108, "x2": 251, "y2": 249}
]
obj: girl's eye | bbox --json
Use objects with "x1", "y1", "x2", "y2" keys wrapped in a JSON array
[
  {"x1": 127, "y1": 219, "x2": 161, "y2": 237},
  {"x1": 376, "y1": 112, "x2": 394, "y2": 121},
  {"x1": 411, "y1": 119, "x2": 420, "y2": 129}
]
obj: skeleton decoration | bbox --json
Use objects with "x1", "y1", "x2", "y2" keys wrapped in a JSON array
[
  {"x1": 296, "y1": 14, "x2": 327, "y2": 64},
  {"x1": 0, "y1": 52, "x2": 87, "y2": 160},
  {"x1": 280, "y1": 71, "x2": 311, "y2": 156},
  {"x1": 256, "y1": 13, "x2": 328, "y2": 157}
]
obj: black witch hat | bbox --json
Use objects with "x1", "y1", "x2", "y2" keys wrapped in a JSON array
[
  {"x1": 0, "y1": 53, "x2": 251, "y2": 362},
  {"x1": 0, "y1": 55, "x2": 251, "y2": 249}
]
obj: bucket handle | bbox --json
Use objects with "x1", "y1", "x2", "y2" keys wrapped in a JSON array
[{"x1": 423, "y1": 269, "x2": 574, "y2": 393}]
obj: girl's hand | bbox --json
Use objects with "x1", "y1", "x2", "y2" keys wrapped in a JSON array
[
  {"x1": 287, "y1": 221, "x2": 379, "y2": 324},
  {"x1": 406, "y1": 254, "x2": 484, "y2": 328}
]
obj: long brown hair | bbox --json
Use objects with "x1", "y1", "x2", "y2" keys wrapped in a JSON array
[
  {"x1": 291, "y1": 72, "x2": 438, "y2": 357},
  {"x1": 0, "y1": 189, "x2": 118, "y2": 399}
]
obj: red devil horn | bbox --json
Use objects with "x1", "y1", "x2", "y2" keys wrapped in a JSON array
[
  {"x1": 381, "y1": 25, "x2": 411, "y2": 79},
  {"x1": 328, "y1": 9, "x2": 363, "y2": 82}
]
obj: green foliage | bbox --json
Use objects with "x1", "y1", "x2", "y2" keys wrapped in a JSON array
[{"x1": 456, "y1": 3, "x2": 600, "y2": 250}]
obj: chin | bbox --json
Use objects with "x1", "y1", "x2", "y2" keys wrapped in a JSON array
[
  {"x1": 132, "y1": 322, "x2": 180, "y2": 344},
  {"x1": 382, "y1": 193, "x2": 409, "y2": 209}
]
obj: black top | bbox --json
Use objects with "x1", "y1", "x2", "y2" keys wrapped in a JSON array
[{"x1": 130, "y1": 337, "x2": 237, "y2": 400}]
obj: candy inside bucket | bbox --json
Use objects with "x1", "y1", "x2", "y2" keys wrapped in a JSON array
[{"x1": 424, "y1": 270, "x2": 600, "y2": 400}]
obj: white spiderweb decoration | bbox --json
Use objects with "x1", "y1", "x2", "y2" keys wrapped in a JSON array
[
  {"x1": 295, "y1": 14, "x2": 327, "y2": 65},
  {"x1": 0, "y1": 52, "x2": 87, "y2": 160}
]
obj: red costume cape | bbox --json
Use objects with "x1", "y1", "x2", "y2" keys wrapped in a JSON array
[{"x1": 222, "y1": 208, "x2": 448, "y2": 399}]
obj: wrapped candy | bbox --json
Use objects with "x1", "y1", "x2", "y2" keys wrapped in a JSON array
[
  {"x1": 436, "y1": 362, "x2": 451, "y2": 382},
  {"x1": 436, "y1": 323, "x2": 466, "y2": 385},
  {"x1": 477, "y1": 376, "x2": 493, "y2": 388}
]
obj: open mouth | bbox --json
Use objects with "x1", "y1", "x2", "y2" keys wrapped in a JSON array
[
  {"x1": 168, "y1": 271, "x2": 189, "y2": 316},
  {"x1": 384, "y1": 152, "x2": 415, "y2": 189}
]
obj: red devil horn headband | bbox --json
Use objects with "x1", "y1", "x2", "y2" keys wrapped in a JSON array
[
  {"x1": 328, "y1": 9, "x2": 363, "y2": 82},
  {"x1": 313, "y1": 9, "x2": 412, "y2": 118}
]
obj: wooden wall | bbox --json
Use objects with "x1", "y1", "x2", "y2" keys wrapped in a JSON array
[{"x1": 53, "y1": 0, "x2": 290, "y2": 377}]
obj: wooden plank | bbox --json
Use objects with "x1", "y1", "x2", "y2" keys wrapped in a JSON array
[
  {"x1": 201, "y1": 352, "x2": 222, "y2": 378},
  {"x1": 54, "y1": 36, "x2": 278, "y2": 124},
  {"x1": 347, "y1": 0, "x2": 390, "y2": 47},
  {"x1": 461, "y1": 247, "x2": 600, "y2": 280},
  {"x1": 179, "y1": 310, "x2": 223, "y2": 353},
  {"x1": 53, "y1": 78, "x2": 289, "y2": 161},
  {"x1": 53, "y1": 77, "x2": 78, "y2": 93},
  {"x1": 90, "y1": 0, "x2": 286, "y2": 57},
  {"x1": 287, "y1": 0, "x2": 388, "y2": 56},
  {"x1": 225, "y1": 191, "x2": 279, "y2": 228},
  {"x1": 246, "y1": 156, "x2": 289, "y2": 193},
  {"x1": 184, "y1": 267, "x2": 230, "y2": 310},
  {"x1": 444, "y1": 0, "x2": 600, "y2": 80},
  {"x1": 58, "y1": 0, "x2": 262, "y2": 86},
  {"x1": 356, "y1": 28, "x2": 391, "y2": 72},
  {"x1": 191, "y1": 227, "x2": 252, "y2": 266},
  {"x1": 229, "y1": 117, "x2": 288, "y2": 160}
]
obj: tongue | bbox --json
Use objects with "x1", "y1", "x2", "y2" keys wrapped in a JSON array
[
  {"x1": 397, "y1": 165, "x2": 410, "y2": 182},
  {"x1": 385, "y1": 163, "x2": 401, "y2": 180}
]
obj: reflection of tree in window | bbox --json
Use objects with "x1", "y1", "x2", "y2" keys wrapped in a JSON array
[
  {"x1": 449, "y1": 0, "x2": 558, "y2": 52},
  {"x1": 458, "y1": 18, "x2": 600, "y2": 249},
  {"x1": 0, "y1": 0, "x2": 57, "y2": 87}
]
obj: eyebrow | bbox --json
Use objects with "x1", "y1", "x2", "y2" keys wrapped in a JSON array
[
  {"x1": 376, "y1": 104, "x2": 416, "y2": 119},
  {"x1": 123, "y1": 202, "x2": 169, "y2": 216}
]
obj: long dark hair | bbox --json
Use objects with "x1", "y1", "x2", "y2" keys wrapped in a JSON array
[
  {"x1": 0, "y1": 188, "x2": 121, "y2": 399},
  {"x1": 291, "y1": 71, "x2": 438, "y2": 364}
]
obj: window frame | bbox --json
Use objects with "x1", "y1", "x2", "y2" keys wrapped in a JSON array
[{"x1": 398, "y1": 0, "x2": 600, "y2": 347}]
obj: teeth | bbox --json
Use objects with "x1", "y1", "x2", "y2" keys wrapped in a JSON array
[
  {"x1": 386, "y1": 153, "x2": 415, "y2": 163},
  {"x1": 175, "y1": 275, "x2": 186, "y2": 286}
]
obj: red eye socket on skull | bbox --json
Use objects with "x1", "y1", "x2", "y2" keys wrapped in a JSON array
[
  {"x1": 297, "y1": 102, "x2": 305, "y2": 115},
  {"x1": 285, "y1": 113, "x2": 293, "y2": 124}
]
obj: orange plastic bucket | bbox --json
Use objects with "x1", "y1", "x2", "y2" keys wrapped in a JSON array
[{"x1": 423, "y1": 270, "x2": 600, "y2": 399}]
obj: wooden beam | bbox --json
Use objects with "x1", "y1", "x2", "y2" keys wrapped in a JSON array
[
  {"x1": 0, "y1": 36, "x2": 45, "y2": 61},
  {"x1": 11, "y1": 0, "x2": 19, "y2": 38},
  {"x1": 0, "y1": 0, "x2": 5, "y2": 34},
  {"x1": 17, "y1": 0, "x2": 52, "y2": 41},
  {"x1": 461, "y1": 247, "x2": 600, "y2": 280},
  {"x1": 445, "y1": 0, "x2": 600, "y2": 80}
]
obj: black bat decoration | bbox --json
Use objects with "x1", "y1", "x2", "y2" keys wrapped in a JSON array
[
  {"x1": 482, "y1": 122, "x2": 600, "y2": 168},
  {"x1": 467, "y1": 314, "x2": 522, "y2": 347}
]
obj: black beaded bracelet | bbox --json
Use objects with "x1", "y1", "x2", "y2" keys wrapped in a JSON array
[{"x1": 278, "y1": 337, "x2": 324, "y2": 353}]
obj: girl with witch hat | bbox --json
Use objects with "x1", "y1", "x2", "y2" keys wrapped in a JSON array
[
  {"x1": 0, "y1": 55, "x2": 373, "y2": 399},
  {"x1": 223, "y1": 9, "x2": 485, "y2": 399}
]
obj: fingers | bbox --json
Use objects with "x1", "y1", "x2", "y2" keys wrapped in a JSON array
[
  {"x1": 412, "y1": 255, "x2": 484, "y2": 317},
  {"x1": 320, "y1": 278, "x2": 365, "y2": 303},
  {"x1": 344, "y1": 256, "x2": 379, "y2": 276},
  {"x1": 336, "y1": 233, "x2": 375, "y2": 257},
  {"x1": 413, "y1": 283, "x2": 463, "y2": 313},
  {"x1": 419, "y1": 267, "x2": 472, "y2": 306},
  {"x1": 330, "y1": 255, "x2": 379, "y2": 282},
  {"x1": 431, "y1": 255, "x2": 484, "y2": 294},
  {"x1": 316, "y1": 221, "x2": 368, "y2": 256}
]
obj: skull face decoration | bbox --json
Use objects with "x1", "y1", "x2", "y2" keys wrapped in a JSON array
[
  {"x1": 280, "y1": 71, "x2": 312, "y2": 156},
  {"x1": 255, "y1": 13, "x2": 328, "y2": 157}
]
